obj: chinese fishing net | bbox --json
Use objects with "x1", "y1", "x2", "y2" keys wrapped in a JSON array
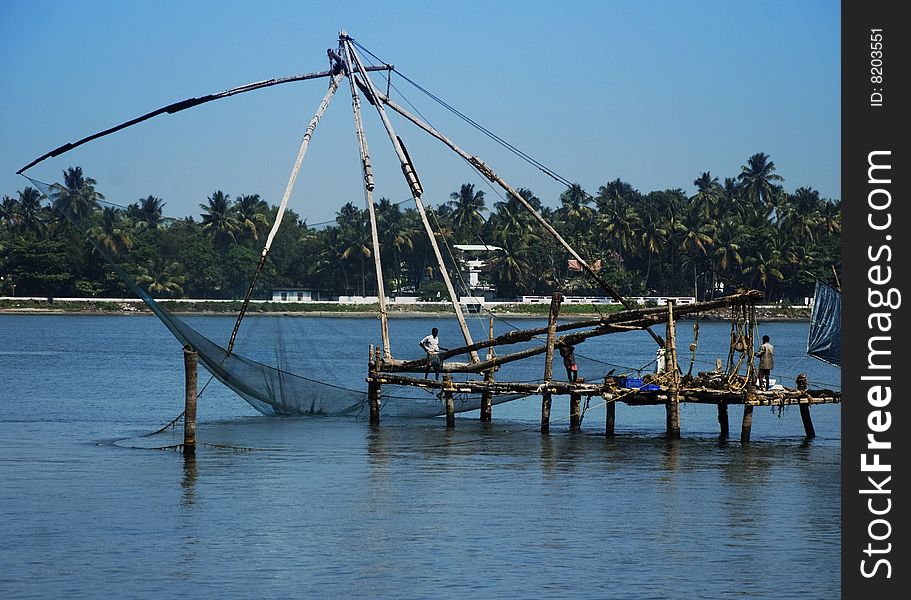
[{"x1": 27, "y1": 177, "x2": 522, "y2": 418}]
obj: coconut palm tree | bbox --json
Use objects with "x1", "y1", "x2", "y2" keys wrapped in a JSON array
[
  {"x1": 489, "y1": 188, "x2": 540, "y2": 247},
  {"x1": 199, "y1": 190, "x2": 240, "y2": 251},
  {"x1": 594, "y1": 178, "x2": 638, "y2": 213},
  {"x1": 15, "y1": 187, "x2": 48, "y2": 238},
  {"x1": 737, "y1": 152, "x2": 784, "y2": 208},
  {"x1": 136, "y1": 257, "x2": 185, "y2": 297},
  {"x1": 558, "y1": 183, "x2": 592, "y2": 221},
  {"x1": 235, "y1": 194, "x2": 271, "y2": 244},
  {"x1": 488, "y1": 236, "x2": 531, "y2": 298},
  {"x1": 128, "y1": 195, "x2": 167, "y2": 230},
  {"x1": 377, "y1": 198, "x2": 417, "y2": 293},
  {"x1": 691, "y1": 172, "x2": 723, "y2": 221},
  {"x1": 557, "y1": 183, "x2": 593, "y2": 255},
  {"x1": 599, "y1": 194, "x2": 641, "y2": 256},
  {"x1": 1, "y1": 196, "x2": 19, "y2": 230},
  {"x1": 88, "y1": 206, "x2": 134, "y2": 256},
  {"x1": 335, "y1": 202, "x2": 372, "y2": 295},
  {"x1": 53, "y1": 166, "x2": 104, "y2": 222},
  {"x1": 448, "y1": 183, "x2": 487, "y2": 241}
]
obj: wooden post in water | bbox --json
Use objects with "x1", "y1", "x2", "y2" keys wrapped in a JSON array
[
  {"x1": 796, "y1": 373, "x2": 816, "y2": 438},
  {"x1": 665, "y1": 300, "x2": 681, "y2": 439},
  {"x1": 605, "y1": 394, "x2": 616, "y2": 437},
  {"x1": 717, "y1": 402, "x2": 729, "y2": 439},
  {"x1": 741, "y1": 380, "x2": 756, "y2": 444},
  {"x1": 541, "y1": 293, "x2": 563, "y2": 435},
  {"x1": 183, "y1": 346, "x2": 198, "y2": 456},
  {"x1": 480, "y1": 317, "x2": 494, "y2": 422},
  {"x1": 570, "y1": 393, "x2": 581, "y2": 432},
  {"x1": 368, "y1": 346, "x2": 381, "y2": 425},
  {"x1": 443, "y1": 374, "x2": 455, "y2": 428}
]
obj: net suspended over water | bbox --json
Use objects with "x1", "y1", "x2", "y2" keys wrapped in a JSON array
[{"x1": 29, "y1": 178, "x2": 521, "y2": 418}]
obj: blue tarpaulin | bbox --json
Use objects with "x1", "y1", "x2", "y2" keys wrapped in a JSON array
[{"x1": 807, "y1": 281, "x2": 841, "y2": 367}]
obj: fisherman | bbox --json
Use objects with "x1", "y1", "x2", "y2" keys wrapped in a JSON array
[
  {"x1": 419, "y1": 327, "x2": 447, "y2": 380},
  {"x1": 757, "y1": 334, "x2": 774, "y2": 390},
  {"x1": 559, "y1": 344, "x2": 578, "y2": 382}
]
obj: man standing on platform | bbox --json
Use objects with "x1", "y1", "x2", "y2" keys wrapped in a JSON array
[
  {"x1": 757, "y1": 334, "x2": 774, "y2": 390},
  {"x1": 419, "y1": 327, "x2": 447, "y2": 380}
]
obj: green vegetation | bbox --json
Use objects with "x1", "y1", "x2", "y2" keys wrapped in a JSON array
[{"x1": 1, "y1": 154, "x2": 840, "y2": 303}]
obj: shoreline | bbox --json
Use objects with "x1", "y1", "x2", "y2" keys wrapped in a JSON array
[{"x1": 0, "y1": 302, "x2": 812, "y2": 321}]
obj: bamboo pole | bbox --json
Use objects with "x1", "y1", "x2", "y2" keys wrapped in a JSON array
[
  {"x1": 541, "y1": 293, "x2": 562, "y2": 434},
  {"x1": 183, "y1": 346, "x2": 198, "y2": 455},
  {"x1": 371, "y1": 88, "x2": 667, "y2": 346},
  {"x1": 341, "y1": 36, "x2": 479, "y2": 362},
  {"x1": 344, "y1": 60, "x2": 390, "y2": 358},
  {"x1": 227, "y1": 73, "x2": 343, "y2": 355}
]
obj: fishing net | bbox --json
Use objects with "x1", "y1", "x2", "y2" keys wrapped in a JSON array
[{"x1": 27, "y1": 178, "x2": 521, "y2": 418}]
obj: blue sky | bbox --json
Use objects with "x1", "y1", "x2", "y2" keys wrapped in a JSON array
[{"x1": 1, "y1": 0, "x2": 840, "y2": 225}]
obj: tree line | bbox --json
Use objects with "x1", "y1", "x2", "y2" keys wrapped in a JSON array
[{"x1": 0, "y1": 152, "x2": 840, "y2": 302}]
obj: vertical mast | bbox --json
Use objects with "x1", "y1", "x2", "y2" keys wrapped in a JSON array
[
  {"x1": 339, "y1": 45, "x2": 391, "y2": 359},
  {"x1": 341, "y1": 33, "x2": 479, "y2": 362}
]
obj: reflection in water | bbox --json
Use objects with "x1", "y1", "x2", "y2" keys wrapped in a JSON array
[
  {"x1": 181, "y1": 452, "x2": 198, "y2": 507},
  {"x1": 660, "y1": 438, "x2": 681, "y2": 472}
]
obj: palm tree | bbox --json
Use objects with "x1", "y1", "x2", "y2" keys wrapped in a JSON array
[
  {"x1": 235, "y1": 194, "x2": 271, "y2": 245},
  {"x1": 557, "y1": 183, "x2": 593, "y2": 255},
  {"x1": 594, "y1": 178, "x2": 638, "y2": 213},
  {"x1": 335, "y1": 202, "x2": 371, "y2": 295},
  {"x1": 448, "y1": 183, "x2": 487, "y2": 241},
  {"x1": 88, "y1": 206, "x2": 134, "y2": 256},
  {"x1": 737, "y1": 152, "x2": 784, "y2": 208},
  {"x1": 558, "y1": 183, "x2": 592, "y2": 221},
  {"x1": 136, "y1": 257, "x2": 185, "y2": 297},
  {"x1": 53, "y1": 166, "x2": 104, "y2": 222},
  {"x1": 599, "y1": 195, "x2": 641, "y2": 256},
  {"x1": 377, "y1": 198, "x2": 417, "y2": 293},
  {"x1": 637, "y1": 209, "x2": 667, "y2": 291},
  {"x1": 488, "y1": 236, "x2": 531, "y2": 298},
  {"x1": 777, "y1": 187, "x2": 822, "y2": 241},
  {"x1": 1, "y1": 196, "x2": 19, "y2": 230},
  {"x1": 16, "y1": 187, "x2": 48, "y2": 237},
  {"x1": 129, "y1": 195, "x2": 167, "y2": 230},
  {"x1": 691, "y1": 172, "x2": 723, "y2": 221},
  {"x1": 199, "y1": 190, "x2": 240, "y2": 251},
  {"x1": 818, "y1": 198, "x2": 841, "y2": 236},
  {"x1": 489, "y1": 188, "x2": 540, "y2": 247}
]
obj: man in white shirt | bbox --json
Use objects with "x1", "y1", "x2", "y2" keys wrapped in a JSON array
[
  {"x1": 757, "y1": 334, "x2": 774, "y2": 390},
  {"x1": 419, "y1": 327, "x2": 446, "y2": 379}
]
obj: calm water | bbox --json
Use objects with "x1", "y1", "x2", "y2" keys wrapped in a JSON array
[{"x1": 0, "y1": 313, "x2": 841, "y2": 599}]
